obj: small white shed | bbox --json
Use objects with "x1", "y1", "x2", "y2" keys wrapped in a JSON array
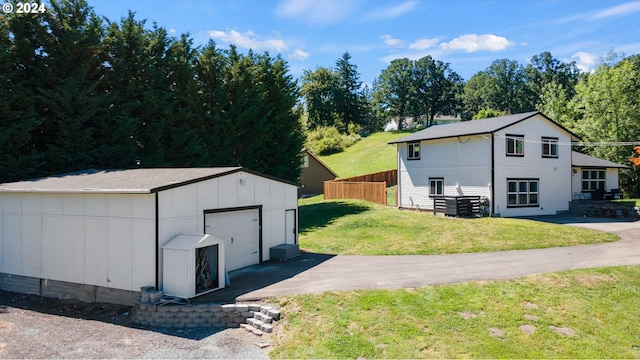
[
  {"x1": 162, "y1": 234, "x2": 226, "y2": 299},
  {"x1": 0, "y1": 167, "x2": 299, "y2": 304}
]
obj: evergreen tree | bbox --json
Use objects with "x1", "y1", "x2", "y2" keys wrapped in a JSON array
[
  {"x1": 0, "y1": 13, "x2": 44, "y2": 182},
  {"x1": 335, "y1": 52, "x2": 363, "y2": 133},
  {"x1": 37, "y1": 0, "x2": 109, "y2": 174}
]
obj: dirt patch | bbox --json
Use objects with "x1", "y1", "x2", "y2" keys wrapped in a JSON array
[
  {"x1": 519, "y1": 324, "x2": 536, "y2": 335},
  {"x1": 0, "y1": 290, "x2": 269, "y2": 359},
  {"x1": 524, "y1": 301, "x2": 539, "y2": 309},
  {"x1": 575, "y1": 273, "x2": 615, "y2": 286},
  {"x1": 458, "y1": 311, "x2": 477, "y2": 319},
  {"x1": 549, "y1": 325, "x2": 575, "y2": 337},
  {"x1": 488, "y1": 327, "x2": 505, "y2": 338},
  {"x1": 524, "y1": 314, "x2": 540, "y2": 321}
]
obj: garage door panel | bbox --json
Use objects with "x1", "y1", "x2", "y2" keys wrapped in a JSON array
[{"x1": 205, "y1": 209, "x2": 259, "y2": 271}]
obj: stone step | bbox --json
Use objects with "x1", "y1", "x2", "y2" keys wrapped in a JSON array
[{"x1": 254, "y1": 312, "x2": 273, "y2": 324}]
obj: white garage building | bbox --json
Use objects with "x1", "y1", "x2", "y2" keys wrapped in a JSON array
[{"x1": 0, "y1": 167, "x2": 298, "y2": 304}]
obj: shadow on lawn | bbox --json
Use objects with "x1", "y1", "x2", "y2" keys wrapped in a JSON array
[{"x1": 299, "y1": 201, "x2": 371, "y2": 233}]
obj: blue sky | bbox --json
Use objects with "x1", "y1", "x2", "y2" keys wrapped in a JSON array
[{"x1": 91, "y1": 0, "x2": 640, "y2": 85}]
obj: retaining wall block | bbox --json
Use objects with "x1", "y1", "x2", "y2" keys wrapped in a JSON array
[
  {"x1": 267, "y1": 309, "x2": 281, "y2": 321},
  {"x1": 234, "y1": 304, "x2": 249, "y2": 312},
  {"x1": 221, "y1": 304, "x2": 236, "y2": 312}
]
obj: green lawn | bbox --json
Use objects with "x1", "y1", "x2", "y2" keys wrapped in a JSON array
[
  {"x1": 318, "y1": 130, "x2": 415, "y2": 178},
  {"x1": 270, "y1": 266, "x2": 640, "y2": 358},
  {"x1": 298, "y1": 197, "x2": 618, "y2": 255},
  {"x1": 273, "y1": 197, "x2": 633, "y2": 358}
]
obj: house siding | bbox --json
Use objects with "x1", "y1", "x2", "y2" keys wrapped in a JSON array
[
  {"x1": 571, "y1": 167, "x2": 621, "y2": 199},
  {"x1": 299, "y1": 152, "x2": 336, "y2": 195},
  {"x1": 492, "y1": 115, "x2": 572, "y2": 217},
  {"x1": 396, "y1": 114, "x2": 577, "y2": 217},
  {"x1": 398, "y1": 135, "x2": 491, "y2": 210}
]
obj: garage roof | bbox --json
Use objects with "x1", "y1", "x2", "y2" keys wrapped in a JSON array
[{"x1": 0, "y1": 167, "x2": 298, "y2": 194}]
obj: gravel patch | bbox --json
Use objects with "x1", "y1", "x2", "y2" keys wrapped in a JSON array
[{"x1": 0, "y1": 290, "x2": 270, "y2": 359}]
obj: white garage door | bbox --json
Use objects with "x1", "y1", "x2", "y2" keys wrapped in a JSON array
[{"x1": 205, "y1": 209, "x2": 260, "y2": 271}]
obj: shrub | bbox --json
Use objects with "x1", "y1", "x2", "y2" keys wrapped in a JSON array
[{"x1": 306, "y1": 126, "x2": 361, "y2": 155}]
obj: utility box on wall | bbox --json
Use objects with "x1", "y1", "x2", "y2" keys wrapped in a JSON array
[{"x1": 162, "y1": 234, "x2": 226, "y2": 299}]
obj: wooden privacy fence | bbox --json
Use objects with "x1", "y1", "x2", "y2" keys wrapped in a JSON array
[
  {"x1": 335, "y1": 169, "x2": 397, "y2": 186},
  {"x1": 324, "y1": 181, "x2": 387, "y2": 205}
]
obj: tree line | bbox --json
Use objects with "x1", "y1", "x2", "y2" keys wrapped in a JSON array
[
  {"x1": 301, "y1": 51, "x2": 640, "y2": 196},
  {"x1": 2, "y1": 0, "x2": 638, "y2": 196},
  {"x1": 0, "y1": 0, "x2": 304, "y2": 183}
]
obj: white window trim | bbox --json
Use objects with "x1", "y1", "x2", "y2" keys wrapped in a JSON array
[{"x1": 429, "y1": 178, "x2": 444, "y2": 196}]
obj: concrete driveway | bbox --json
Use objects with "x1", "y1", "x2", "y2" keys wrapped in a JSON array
[{"x1": 200, "y1": 215, "x2": 640, "y2": 302}]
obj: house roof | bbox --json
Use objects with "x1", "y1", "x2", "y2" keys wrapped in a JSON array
[
  {"x1": 301, "y1": 149, "x2": 338, "y2": 177},
  {"x1": 572, "y1": 151, "x2": 629, "y2": 169},
  {"x1": 388, "y1": 111, "x2": 581, "y2": 144},
  {"x1": 0, "y1": 167, "x2": 298, "y2": 194}
]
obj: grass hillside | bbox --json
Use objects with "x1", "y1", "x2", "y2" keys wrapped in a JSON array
[{"x1": 318, "y1": 130, "x2": 416, "y2": 178}]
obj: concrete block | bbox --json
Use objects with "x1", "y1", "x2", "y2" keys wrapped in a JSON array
[
  {"x1": 267, "y1": 309, "x2": 281, "y2": 321},
  {"x1": 269, "y1": 243, "x2": 300, "y2": 262},
  {"x1": 234, "y1": 304, "x2": 249, "y2": 312},
  {"x1": 249, "y1": 304, "x2": 262, "y2": 312},
  {"x1": 221, "y1": 304, "x2": 236, "y2": 312},
  {"x1": 260, "y1": 323, "x2": 274, "y2": 333}
]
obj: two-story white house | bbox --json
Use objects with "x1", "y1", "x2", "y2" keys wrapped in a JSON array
[{"x1": 389, "y1": 111, "x2": 626, "y2": 217}]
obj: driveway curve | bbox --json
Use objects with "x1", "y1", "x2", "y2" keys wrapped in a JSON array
[{"x1": 234, "y1": 215, "x2": 640, "y2": 301}]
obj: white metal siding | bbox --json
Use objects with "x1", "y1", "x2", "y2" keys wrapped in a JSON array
[
  {"x1": 205, "y1": 209, "x2": 259, "y2": 271},
  {"x1": 0, "y1": 193, "x2": 156, "y2": 292},
  {"x1": 157, "y1": 171, "x2": 298, "y2": 286},
  {"x1": 493, "y1": 115, "x2": 573, "y2": 217},
  {"x1": 162, "y1": 248, "x2": 193, "y2": 298},
  {"x1": 398, "y1": 136, "x2": 491, "y2": 210}
]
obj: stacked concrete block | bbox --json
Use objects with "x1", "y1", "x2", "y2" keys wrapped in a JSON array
[
  {"x1": 242, "y1": 304, "x2": 281, "y2": 334},
  {"x1": 132, "y1": 301, "x2": 281, "y2": 331}
]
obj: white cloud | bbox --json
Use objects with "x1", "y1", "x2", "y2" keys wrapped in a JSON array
[
  {"x1": 381, "y1": 34, "x2": 404, "y2": 47},
  {"x1": 572, "y1": 51, "x2": 598, "y2": 73},
  {"x1": 409, "y1": 38, "x2": 439, "y2": 50},
  {"x1": 169, "y1": 28, "x2": 176, "y2": 34},
  {"x1": 208, "y1": 29, "x2": 288, "y2": 52},
  {"x1": 364, "y1": 1, "x2": 418, "y2": 20},
  {"x1": 439, "y1": 34, "x2": 513, "y2": 53},
  {"x1": 290, "y1": 48, "x2": 310, "y2": 60},
  {"x1": 590, "y1": 0, "x2": 640, "y2": 20},
  {"x1": 274, "y1": 0, "x2": 362, "y2": 26}
]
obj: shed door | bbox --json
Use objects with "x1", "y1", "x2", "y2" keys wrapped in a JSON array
[
  {"x1": 285, "y1": 209, "x2": 296, "y2": 244},
  {"x1": 205, "y1": 209, "x2": 260, "y2": 271}
]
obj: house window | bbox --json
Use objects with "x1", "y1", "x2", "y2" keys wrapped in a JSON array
[
  {"x1": 301, "y1": 154, "x2": 309, "y2": 168},
  {"x1": 507, "y1": 179, "x2": 539, "y2": 207},
  {"x1": 506, "y1": 135, "x2": 524, "y2": 156},
  {"x1": 408, "y1": 142, "x2": 420, "y2": 160},
  {"x1": 582, "y1": 169, "x2": 605, "y2": 191},
  {"x1": 429, "y1": 178, "x2": 444, "y2": 196},
  {"x1": 541, "y1": 137, "x2": 558, "y2": 158}
]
